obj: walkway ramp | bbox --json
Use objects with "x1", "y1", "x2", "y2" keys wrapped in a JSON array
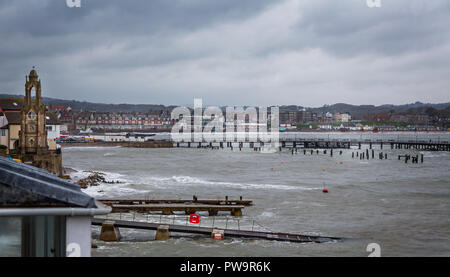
[{"x1": 92, "y1": 218, "x2": 341, "y2": 243}]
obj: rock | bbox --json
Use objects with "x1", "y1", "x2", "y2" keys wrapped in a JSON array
[
  {"x1": 76, "y1": 171, "x2": 122, "y2": 189},
  {"x1": 63, "y1": 167, "x2": 77, "y2": 175}
]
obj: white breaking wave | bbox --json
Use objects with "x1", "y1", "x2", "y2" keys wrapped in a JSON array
[
  {"x1": 69, "y1": 169, "x2": 140, "y2": 197},
  {"x1": 69, "y1": 168, "x2": 319, "y2": 198},
  {"x1": 134, "y1": 175, "x2": 318, "y2": 191}
]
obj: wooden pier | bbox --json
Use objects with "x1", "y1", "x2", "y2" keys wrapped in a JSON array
[
  {"x1": 92, "y1": 218, "x2": 342, "y2": 243},
  {"x1": 108, "y1": 203, "x2": 245, "y2": 216},
  {"x1": 99, "y1": 197, "x2": 253, "y2": 206},
  {"x1": 99, "y1": 197, "x2": 251, "y2": 216},
  {"x1": 171, "y1": 138, "x2": 450, "y2": 151}
]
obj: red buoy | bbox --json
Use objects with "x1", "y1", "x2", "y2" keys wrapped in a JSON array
[{"x1": 322, "y1": 189, "x2": 328, "y2": 193}]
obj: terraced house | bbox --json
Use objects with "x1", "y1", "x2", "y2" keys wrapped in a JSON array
[{"x1": 74, "y1": 111, "x2": 173, "y2": 131}]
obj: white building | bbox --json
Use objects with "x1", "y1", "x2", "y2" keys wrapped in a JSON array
[
  {"x1": 334, "y1": 113, "x2": 352, "y2": 122},
  {"x1": 45, "y1": 114, "x2": 61, "y2": 151}
]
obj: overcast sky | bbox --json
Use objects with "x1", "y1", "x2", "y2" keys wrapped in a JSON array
[{"x1": 0, "y1": 0, "x2": 449, "y2": 107}]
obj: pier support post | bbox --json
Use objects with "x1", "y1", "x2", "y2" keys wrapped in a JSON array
[
  {"x1": 211, "y1": 229, "x2": 225, "y2": 240},
  {"x1": 208, "y1": 209, "x2": 218, "y2": 216},
  {"x1": 162, "y1": 209, "x2": 174, "y2": 215},
  {"x1": 231, "y1": 208, "x2": 242, "y2": 217},
  {"x1": 99, "y1": 220, "x2": 121, "y2": 242},
  {"x1": 155, "y1": 225, "x2": 170, "y2": 240}
]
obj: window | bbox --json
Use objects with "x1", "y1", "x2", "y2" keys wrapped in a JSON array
[
  {"x1": 46, "y1": 126, "x2": 53, "y2": 131},
  {"x1": 0, "y1": 217, "x2": 22, "y2": 257},
  {"x1": 21, "y1": 216, "x2": 66, "y2": 257},
  {"x1": 1, "y1": 129, "x2": 5, "y2": 136}
]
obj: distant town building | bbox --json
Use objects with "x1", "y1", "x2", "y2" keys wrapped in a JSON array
[
  {"x1": 74, "y1": 110, "x2": 173, "y2": 132},
  {"x1": 333, "y1": 113, "x2": 352, "y2": 122}
]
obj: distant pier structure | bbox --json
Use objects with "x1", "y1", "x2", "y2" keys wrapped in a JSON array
[{"x1": 171, "y1": 138, "x2": 450, "y2": 151}]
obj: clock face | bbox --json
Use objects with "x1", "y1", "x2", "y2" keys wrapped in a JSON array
[
  {"x1": 28, "y1": 111, "x2": 36, "y2": 120},
  {"x1": 27, "y1": 123, "x2": 36, "y2": 133}
]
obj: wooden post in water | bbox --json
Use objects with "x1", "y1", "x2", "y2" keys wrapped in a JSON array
[{"x1": 155, "y1": 225, "x2": 170, "y2": 240}]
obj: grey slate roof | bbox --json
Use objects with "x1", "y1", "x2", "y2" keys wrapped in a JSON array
[
  {"x1": 4, "y1": 111, "x2": 21, "y2": 125},
  {"x1": 0, "y1": 156, "x2": 96, "y2": 208}
]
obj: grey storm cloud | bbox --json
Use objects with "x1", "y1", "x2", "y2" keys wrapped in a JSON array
[{"x1": 0, "y1": 0, "x2": 449, "y2": 107}]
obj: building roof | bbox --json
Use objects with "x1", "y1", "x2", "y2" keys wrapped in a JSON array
[
  {"x1": 4, "y1": 111, "x2": 21, "y2": 125},
  {"x1": 2, "y1": 110, "x2": 60, "y2": 126},
  {"x1": 46, "y1": 112, "x2": 60, "y2": 125},
  {"x1": 0, "y1": 156, "x2": 96, "y2": 208}
]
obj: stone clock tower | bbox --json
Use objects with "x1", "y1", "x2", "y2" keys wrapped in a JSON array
[{"x1": 19, "y1": 69, "x2": 48, "y2": 155}]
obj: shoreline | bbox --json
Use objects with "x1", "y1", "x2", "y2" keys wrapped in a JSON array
[{"x1": 61, "y1": 141, "x2": 173, "y2": 148}]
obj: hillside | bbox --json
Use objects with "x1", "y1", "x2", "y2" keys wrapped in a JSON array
[{"x1": 1, "y1": 94, "x2": 449, "y2": 116}]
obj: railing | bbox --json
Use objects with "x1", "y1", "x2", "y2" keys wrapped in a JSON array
[{"x1": 96, "y1": 212, "x2": 273, "y2": 233}]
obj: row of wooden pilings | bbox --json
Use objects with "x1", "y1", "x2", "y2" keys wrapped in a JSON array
[
  {"x1": 294, "y1": 147, "x2": 426, "y2": 164},
  {"x1": 297, "y1": 148, "x2": 343, "y2": 157},
  {"x1": 351, "y1": 149, "x2": 388, "y2": 160},
  {"x1": 398, "y1": 154, "x2": 424, "y2": 163}
]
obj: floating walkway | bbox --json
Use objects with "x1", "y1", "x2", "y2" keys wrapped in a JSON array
[{"x1": 92, "y1": 217, "x2": 341, "y2": 243}]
